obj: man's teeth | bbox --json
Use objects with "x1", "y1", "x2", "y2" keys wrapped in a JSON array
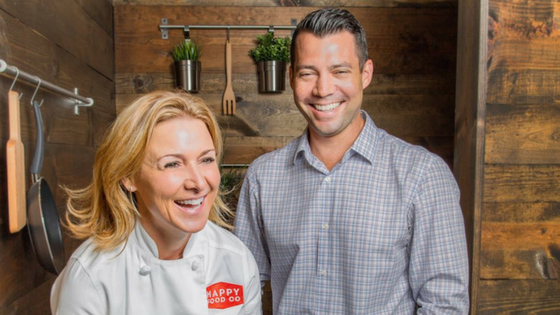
[
  {"x1": 177, "y1": 197, "x2": 203, "y2": 206},
  {"x1": 314, "y1": 102, "x2": 340, "y2": 111}
]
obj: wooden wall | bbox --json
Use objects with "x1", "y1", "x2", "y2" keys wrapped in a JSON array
[
  {"x1": 0, "y1": 0, "x2": 114, "y2": 314},
  {"x1": 113, "y1": 2, "x2": 458, "y2": 167},
  {"x1": 456, "y1": 0, "x2": 560, "y2": 313}
]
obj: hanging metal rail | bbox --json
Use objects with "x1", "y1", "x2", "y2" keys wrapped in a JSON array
[
  {"x1": 0, "y1": 59, "x2": 94, "y2": 115},
  {"x1": 159, "y1": 18, "x2": 297, "y2": 39}
]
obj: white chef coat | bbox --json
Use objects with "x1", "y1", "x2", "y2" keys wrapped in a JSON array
[{"x1": 51, "y1": 221, "x2": 262, "y2": 315}]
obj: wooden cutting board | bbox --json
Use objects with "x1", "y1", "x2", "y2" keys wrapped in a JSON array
[{"x1": 6, "y1": 90, "x2": 27, "y2": 233}]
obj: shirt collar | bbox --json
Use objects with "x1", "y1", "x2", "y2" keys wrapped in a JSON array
[
  {"x1": 293, "y1": 110, "x2": 378, "y2": 166},
  {"x1": 132, "y1": 221, "x2": 206, "y2": 259}
]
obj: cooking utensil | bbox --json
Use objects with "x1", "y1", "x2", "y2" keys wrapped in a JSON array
[
  {"x1": 27, "y1": 100, "x2": 65, "y2": 275},
  {"x1": 222, "y1": 39, "x2": 236, "y2": 115},
  {"x1": 6, "y1": 90, "x2": 27, "y2": 233}
]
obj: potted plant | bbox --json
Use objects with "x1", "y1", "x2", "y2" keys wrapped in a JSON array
[
  {"x1": 171, "y1": 39, "x2": 201, "y2": 93},
  {"x1": 248, "y1": 32, "x2": 291, "y2": 93}
]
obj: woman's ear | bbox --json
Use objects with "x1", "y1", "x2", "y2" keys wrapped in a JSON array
[{"x1": 121, "y1": 177, "x2": 136, "y2": 192}]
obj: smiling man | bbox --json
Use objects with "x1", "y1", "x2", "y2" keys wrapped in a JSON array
[{"x1": 235, "y1": 8, "x2": 469, "y2": 315}]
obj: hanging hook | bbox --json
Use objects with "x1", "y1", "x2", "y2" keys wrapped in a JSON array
[
  {"x1": 183, "y1": 26, "x2": 190, "y2": 41},
  {"x1": 9, "y1": 67, "x2": 20, "y2": 91},
  {"x1": 268, "y1": 26, "x2": 275, "y2": 36},
  {"x1": 227, "y1": 27, "x2": 230, "y2": 41},
  {"x1": 30, "y1": 77, "x2": 44, "y2": 107}
]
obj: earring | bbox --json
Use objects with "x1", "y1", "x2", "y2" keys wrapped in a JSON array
[{"x1": 129, "y1": 186, "x2": 134, "y2": 192}]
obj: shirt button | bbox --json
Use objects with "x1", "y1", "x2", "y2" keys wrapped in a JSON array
[
  {"x1": 192, "y1": 260, "x2": 201, "y2": 271},
  {"x1": 325, "y1": 176, "x2": 332, "y2": 182},
  {"x1": 320, "y1": 269, "x2": 327, "y2": 276},
  {"x1": 139, "y1": 265, "x2": 151, "y2": 276},
  {"x1": 322, "y1": 223, "x2": 329, "y2": 230}
]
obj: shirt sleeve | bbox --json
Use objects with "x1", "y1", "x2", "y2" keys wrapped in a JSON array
[
  {"x1": 51, "y1": 259, "x2": 106, "y2": 315},
  {"x1": 408, "y1": 157, "x2": 470, "y2": 314},
  {"x1": 234, "y1": 165, "x2": 271, "y2": 287}
]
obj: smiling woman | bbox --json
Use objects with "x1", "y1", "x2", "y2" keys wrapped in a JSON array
[{"x1": 50, "y1": 91, "x2": 262, "y2": 315}]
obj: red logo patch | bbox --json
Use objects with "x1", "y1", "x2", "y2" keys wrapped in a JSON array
[{"x1": 207, "y1": 282, "x2": 244, "y2": 309}]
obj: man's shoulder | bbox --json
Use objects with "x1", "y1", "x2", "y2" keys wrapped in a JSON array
[{"x1": 249, "y1": 135, "x2": 302, "y2": 170}]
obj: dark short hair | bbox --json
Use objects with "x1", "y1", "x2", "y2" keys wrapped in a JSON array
[{"x1": 291, "y1": 8, "x2": 369, "y2": 70}]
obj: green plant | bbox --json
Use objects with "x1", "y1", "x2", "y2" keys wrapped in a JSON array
[
  {"x1": 219, "y1": 165, "x2": 247, "y2": 211},
  {"x1": 171, "y1": 39, "x2": 200, "y2": 61},
  {"x1": 248, "y1": 32, "x2": 291, "y2": 63}
]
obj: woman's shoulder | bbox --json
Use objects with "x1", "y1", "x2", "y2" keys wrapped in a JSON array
[{"x1": 64, "y1": 237, "x2": 125, "y2": 275}]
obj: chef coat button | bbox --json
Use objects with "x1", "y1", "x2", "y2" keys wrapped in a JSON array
[
  {"x1": 139, "y1": 265, "x2": 151, "y2": 276},
  {"x1": 192, "y1": 260, "x2": 201, "y2": 271}
]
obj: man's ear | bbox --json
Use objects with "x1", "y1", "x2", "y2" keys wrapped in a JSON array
[
  {"x1": 121, "y1": 177, "x2": 136, "y2": 192},
  {"x1": 362, "y1": 59, "x2": 374, "y2": 89}
]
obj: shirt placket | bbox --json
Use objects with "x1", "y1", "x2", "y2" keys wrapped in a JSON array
[{"x1": 314, "y1": 172, "x2": 334, "y2": 313}]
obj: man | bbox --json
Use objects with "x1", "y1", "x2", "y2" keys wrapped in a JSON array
[{"x1": 235, "y1": 8, "x2": 469, "y2": 314}]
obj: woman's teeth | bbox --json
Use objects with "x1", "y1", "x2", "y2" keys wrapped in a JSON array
[
  {"x1": 176, "y1": 197, "x2": 204, "y2": 206},
  {"x1": 314, "y1": 102, "x2": 340, "y2": 111}
]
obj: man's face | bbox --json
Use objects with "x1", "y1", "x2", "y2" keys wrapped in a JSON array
[{"x1": 290, "y1": 30, "x2": 373, "y2": 140}]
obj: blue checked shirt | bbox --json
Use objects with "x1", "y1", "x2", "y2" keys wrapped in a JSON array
[{"x1": 235, "y1": 111, "x2": 469, "y2": 314}]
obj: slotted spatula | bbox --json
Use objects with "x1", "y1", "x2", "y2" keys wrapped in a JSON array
[{"x1": 222, "y1": 39, "x2": 236, "y2": 115}]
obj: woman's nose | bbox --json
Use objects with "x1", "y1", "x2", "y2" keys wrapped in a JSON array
[{"x1": 183, "y1": 164, "x2": 206, "y2": 191}]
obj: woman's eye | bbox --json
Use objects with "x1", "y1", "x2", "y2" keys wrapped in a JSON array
[
  {"x1": 201, "y1": 157, "x2": 216, "y2": 164},
  {"x1": 164, "y1": 161, "x2": 180, "y2": 168}
]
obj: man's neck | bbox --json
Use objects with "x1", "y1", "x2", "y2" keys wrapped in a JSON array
[{"x1": 309, "y1": 114, "x2": 365, "y2": 171}]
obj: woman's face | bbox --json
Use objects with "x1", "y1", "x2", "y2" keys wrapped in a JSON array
[{"x1": 130, "y1": 116, "x2": 220, "y2": 243}]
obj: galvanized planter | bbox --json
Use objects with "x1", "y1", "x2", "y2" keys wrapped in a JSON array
[
  {"x1": 174, "y1": 60, "x2": 200, "y2": 93},
  {"x1": 257, "y1": 60, "x2": 286, "y2": 93}
]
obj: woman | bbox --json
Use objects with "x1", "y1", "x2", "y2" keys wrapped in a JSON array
[{"x1": 51, "y1": 91, "x2": 262, "y2": 314}]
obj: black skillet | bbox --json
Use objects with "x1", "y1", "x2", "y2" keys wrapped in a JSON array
[{"x1": 26, "y1": 100, "x2": 65, "y2": 275}]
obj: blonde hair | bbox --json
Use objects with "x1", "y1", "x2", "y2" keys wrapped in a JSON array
[{"x1": 64, "y1": 91, "x2": 233, "y2": 251}]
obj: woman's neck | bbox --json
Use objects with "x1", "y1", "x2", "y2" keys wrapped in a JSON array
[{"x1": 139, "y1": 218, "x2": 191, "y2": 260}]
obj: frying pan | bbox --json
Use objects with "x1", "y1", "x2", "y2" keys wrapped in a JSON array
[{"x1": 27, "y1": 100, "x2": 65, "y2": 275}]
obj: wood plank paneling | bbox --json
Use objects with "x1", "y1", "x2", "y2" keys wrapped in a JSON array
[
  {"x1": 454, "y1": 0, "x2": 488, "y2": 313},
  {"x1": 487, "y1": 0, "x2": 560, "y2": 73},
  {"x1": 487, "y1": 69, "x2": 560, "y2": 105},
  {"x1": 478, "y1": 280, "x2": 560, "y2": 314},
  {"x1": 115, "y1": 72, "x2": 455, "y2": 95},
  {"x1": 485, "y1": 103, "x2": 560, "y2": 165},
  {"x1": 0, "y1": 10, "x2": 114, "y2": 118},
  {"x1": 113, "y1": 0, "x2": 457, "y2": 7},
  {"x1": 114, "y1": 6, "x2": 457, "y2": 76},
  {"x1": 75, "y1": 0, "x2": 114, "y2": 35},
  {"x1": 0, "y1": 0, "x2": 114, "y2": 79},
  {"x1": 115, "y1": 4, "x2": 457, "y2": 170},
  {"x1": 484, "y1": 165, "x2": 560, "y2": 202},
  {"x1": 0, "y1": 1, "x2": 114, "y2": 314},
  {"x1": 477, "y1": 0, "x2": 560, "y2": 312},
  {"x1": 480, "y1": 202, "x2": 560, "y2": 279}
]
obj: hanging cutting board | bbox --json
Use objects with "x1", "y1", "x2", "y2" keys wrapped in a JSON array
[{"x1": 7, "y1": 90, "x2": 27, "y2": 233}]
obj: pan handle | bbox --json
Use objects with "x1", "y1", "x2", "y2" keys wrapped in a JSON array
[{"x1": 30, "y1": 100, "x2": 44, "y2": 179}]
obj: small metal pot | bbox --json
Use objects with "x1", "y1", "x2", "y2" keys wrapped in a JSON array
[
  {"x1": 174, "y1": 60, "x2": 201, "y2": 93},
  {"x1": 257, "y1": 61, "x2": 286, "y2": 93}
]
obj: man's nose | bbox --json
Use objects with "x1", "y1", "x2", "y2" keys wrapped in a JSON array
[{"x1": 313, "y1": 74, "x2": 336, "y2": 97}]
